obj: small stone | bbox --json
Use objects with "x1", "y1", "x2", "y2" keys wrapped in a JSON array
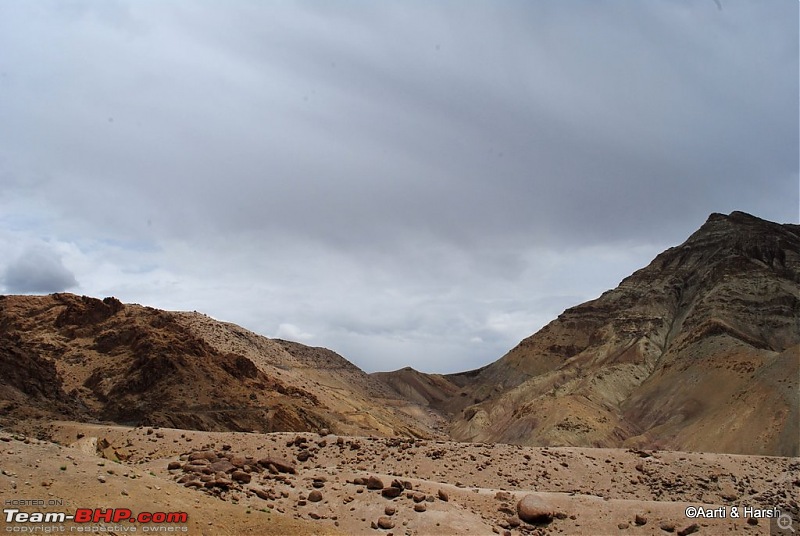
[
  {"x1": 231, "y1": 470, "x2": 251, "y2": 484},
  {"x1": 382, "y1": 486, "x2": 402, "y2": 499},
  {"x1": 747, "y1": 517, "x2": 758, "y2": 526},
  {"x1": 367, "y1": 476, "x2": 384, "y2": 490},
  {"x1": 308, "y1": 490, "x2": 322, "y2": 502},
  {"x1": 167, "y1": 461, "x2": 181, "y2": 470},
  {"x1": 635, "y1": 514, "x2": 647, "y2": 526},
  {"x1": 414, "y1": 503, "x2": 427, "y2": 513},
  {"x1": 377, "y1": 516, "x2": 394, "y2": 529},
  {"x1": 385, "y1": 506, "x2": 396, "y2": 516},
  {"x1": 209, "y1": 478, "x2": 233, "y2": 489},
  {"x1": 677, "y1": 523, "x2": 699, "y2": 536},
  {"x1": 618, "y1": 522, "x2": 629, "y2": 530},
  {"x1": 660, "y1": 522, "x2": 676, "y2": 533}
]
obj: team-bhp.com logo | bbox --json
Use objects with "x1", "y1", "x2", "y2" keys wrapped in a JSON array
[{"x1": 5, "y1": 507, "x2": 188, "y2": 524}]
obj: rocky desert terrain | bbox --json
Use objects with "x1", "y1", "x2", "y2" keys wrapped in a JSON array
[
  {"x1": 2, "y1": 422, "x2": 798, "y2": 535},
  {"x1": 1, "y1": 211, "x2": 798, "y2": 535}
]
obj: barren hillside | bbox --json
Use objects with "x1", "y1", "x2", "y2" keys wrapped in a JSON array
[
  {"x1": 438, "y1": 211, "x2": 799, "y2": 455},
  {"x1": 0, "y1": 293, "x2": 441, "y2": 439}
]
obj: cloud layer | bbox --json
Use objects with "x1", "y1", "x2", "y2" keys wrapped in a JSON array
[{"x1": 0, "y1": 1, "x2": 797, "y2": 372}]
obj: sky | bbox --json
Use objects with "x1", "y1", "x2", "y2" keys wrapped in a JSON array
[{"x1": 1, "y1": 1, "x2": 797, "y2": 373}]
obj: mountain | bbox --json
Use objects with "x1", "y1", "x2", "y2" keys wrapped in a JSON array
[
  {"x1": 435, "y1": 211, "x2": 798, "y2": 455},
  {"x1": 2, "y1": 211, "x2": 797, "y2": 456},
  {"x1": 0, "y1": 293, "x2": 442, "y2": 438}
]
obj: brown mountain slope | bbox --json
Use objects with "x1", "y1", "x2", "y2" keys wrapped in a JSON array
[
  {"x1": 444, "y1": 211, "x2": 799, "y2": 456},
  {"x1": 0, "y1": 293, "x2": 440, "y2": 439}
]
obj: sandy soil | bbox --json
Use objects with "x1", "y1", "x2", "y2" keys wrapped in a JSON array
[{"x1": 1, "y1": 422, "x2": 797, "y2": 535}]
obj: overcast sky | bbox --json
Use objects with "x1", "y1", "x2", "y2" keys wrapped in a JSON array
[{"x1": 1, "y1": 1, "x2": 797, "y2": 373}]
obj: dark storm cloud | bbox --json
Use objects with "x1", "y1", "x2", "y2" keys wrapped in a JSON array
[
  {"x1": 0, "y1": 1, "x2": 796, "y2": 372},
  {"x1": 4, "y1": 248, "x2": 79, "y2": 293},
  {"x1": 3, "y1": 1, "x2": 795, "y2": 247}
]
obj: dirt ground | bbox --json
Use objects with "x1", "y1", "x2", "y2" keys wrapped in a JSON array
[{"x1": 1, "y1": 422, "x2": 798, "y2": 535}]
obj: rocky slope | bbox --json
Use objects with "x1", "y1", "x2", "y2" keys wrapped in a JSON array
[
  {"x1": 442, "y1": 211, "x2": 799, "y2": 456},
  {"x1": 0, "y1": 293, "x2": 441, "y2": 439}
]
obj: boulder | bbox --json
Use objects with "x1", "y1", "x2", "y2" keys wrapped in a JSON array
[{"x1": 516, "y1": 494, "x2": 554, "y2": 525}]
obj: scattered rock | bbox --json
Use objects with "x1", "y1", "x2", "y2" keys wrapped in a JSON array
[
  {"x1": 253, "y1": 488, "x2": 276, "y2": 501},
  {"x1": 635, "y1": 514, "x2": 647, "y2": 526},
  {"x1": 188, "y1": 450, "x2": 216, "y2": 462},
  {"x1": 257, "y1": 457, "x2": 295, "y2": 474},
  {"x1": 438, "y1": 489, "x2": 450, "y2": 502},
  {"x1": 210, "y1": 459, "x2": 235, "y2": 473},
  {"x1": 229, "y1": 455, "x2": 247, "y2": 468},
  {"x1": 308, "y1": 490, "x2": 322, "y2": 502}
]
